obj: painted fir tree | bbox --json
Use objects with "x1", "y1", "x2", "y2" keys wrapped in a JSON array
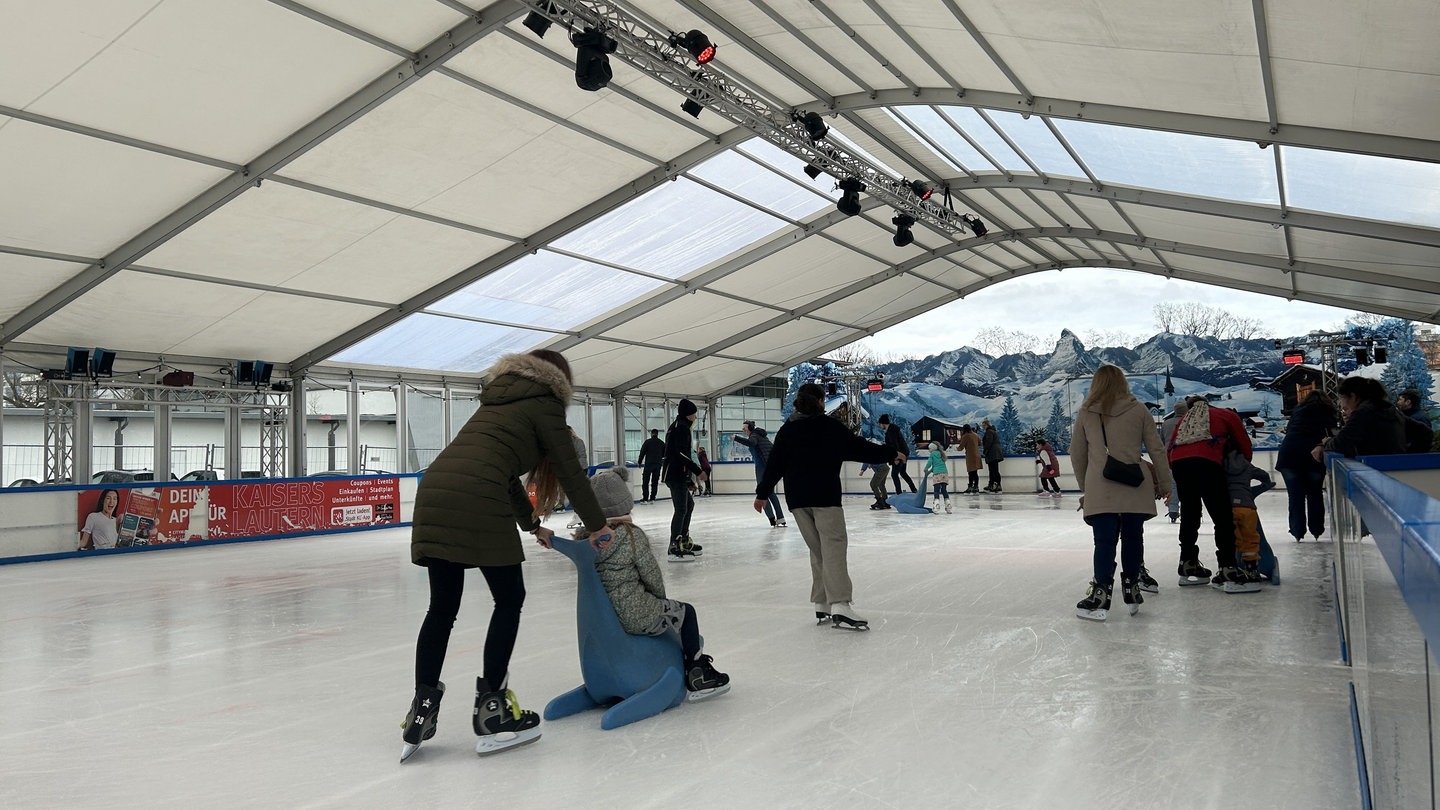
[
  {"x1": 1379, "y1": 319, "x2": 1434, "y2": 403},
  {"x1": 997, "y1": 395, "x2": 1024, "y2": 454},
  {"x1": 1044, "y1": 393, "x2": 1072, "y2": 449}
]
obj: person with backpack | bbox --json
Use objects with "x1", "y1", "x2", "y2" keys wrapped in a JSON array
[{"x1": 1167, "y1": 394, "x2": 1252, "y2": 587}]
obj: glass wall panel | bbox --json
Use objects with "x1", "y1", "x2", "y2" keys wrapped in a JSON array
[{"x1": 405, "y1": 385, "x2": 446, "y2": 471}]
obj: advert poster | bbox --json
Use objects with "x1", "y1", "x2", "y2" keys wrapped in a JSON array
[{"x1": 76, "y1": 477, "x2": 400, "y2": 549}]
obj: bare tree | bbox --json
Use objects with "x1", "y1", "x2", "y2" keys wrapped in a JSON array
[
  {"x1": 974, "y1": 327, "x2": 1042, "y2": 356},
  {"x1": 826, "y1": 341, "x2": 879, "y2": 367},
  {"x1": 2, "y1": 372, "x2": 43, "y2": 409},
  {"x1": 1082, "y1": 329, "x2": 1144, "y2": 349},
  {"x1": 1154, "y1": 302, "x2": 1268, "y2": 340}
]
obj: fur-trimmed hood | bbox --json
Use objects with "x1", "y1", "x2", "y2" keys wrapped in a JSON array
[{"x1": 482, "y1": 353, "x2": 573, "y2": 406}]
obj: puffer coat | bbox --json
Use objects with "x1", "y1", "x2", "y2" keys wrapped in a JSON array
[
  {"x1": 411, "y1": 353, "x2": 605, "y2": 567},
  {"x1": 594, "y1": 522, "x2": 667, "y2": 633},
  {"x1": 1070, "y1": 395, "x2": 1173, "y2": 519}
]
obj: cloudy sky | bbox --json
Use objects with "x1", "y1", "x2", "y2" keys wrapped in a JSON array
[{"x1": 859, "y1": 268, "x2": 1362, "y2": 360}]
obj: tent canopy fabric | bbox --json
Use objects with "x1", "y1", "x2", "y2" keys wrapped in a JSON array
[{"x1": 3, "y1": 0, "x2": 1438, "y2": 398}]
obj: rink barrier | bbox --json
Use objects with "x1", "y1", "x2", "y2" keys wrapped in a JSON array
[
  {"x1": 0, "y1": 473, "x2": 419, "y2": 566},
  {"x1": 1328, "y1": 452, "x2": 1440, "y2": 810}
]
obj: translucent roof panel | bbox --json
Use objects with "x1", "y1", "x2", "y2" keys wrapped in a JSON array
[
  {"x1": 549, "y1": 177, "x2": 787, "y2": 277},
  {"x1": 980, "y1": 110, "x2": 1087, "y2": 179},
  {"x1": 892, "y1": 107, "x2": 988, "y2": 172},
  {"x1": 1282, "y1": 147, "x2": 1440, "y2": 229},
  {"x1": 929, "y1": 107, "x2": 1027, "y2": 172},
  {"x1": 427, "y1": 253, "x2": 667, "y2": 330},
  {"x1": 687, "y1": 151, "x2": 830, "y2": 222},
  {"x1": 330, "y1": 315, "x2": 553, "y2": 374},
  {"x1": 1052, "y1": 119, "x2": 1280, "y2": 204}
]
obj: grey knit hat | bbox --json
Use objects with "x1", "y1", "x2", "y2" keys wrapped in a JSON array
[{"x1": 589, "y1": 465, "x2": 633, "y2": 519}]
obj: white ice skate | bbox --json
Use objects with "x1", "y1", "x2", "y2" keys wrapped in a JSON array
[{"x1": 828, "y1": 602, "x2": 869, "y2": 631}]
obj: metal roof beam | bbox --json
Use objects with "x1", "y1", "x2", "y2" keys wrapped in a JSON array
[{"x1": 0, "y1": 3, "x2": 523, "y2": 348}]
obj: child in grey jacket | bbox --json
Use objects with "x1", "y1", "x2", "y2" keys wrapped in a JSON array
[
  {"x1": 1220, "y1": 449, "x2": 1277, "y2": 592},
  {"x1": 584, "y1": 466, "x2": 730, "y2": 701}
]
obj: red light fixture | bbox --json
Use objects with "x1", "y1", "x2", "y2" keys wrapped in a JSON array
[
  {"x1": 671, "y1": 30, "x2": 716, "y2": 64},
  {"x1": 1282, "y1": 350, "x2": 1304, "y2": 365}
]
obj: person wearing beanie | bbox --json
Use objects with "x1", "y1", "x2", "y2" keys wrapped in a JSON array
[
  {"x1": 878, "y1": 414, "x2": 917, "y2": 495},
  {"x1": 662, "y1": 398, "x2": 707, "y2": 560},
  {"x1": 578, "y1": 466, "x2": 730, "y2": 701}
]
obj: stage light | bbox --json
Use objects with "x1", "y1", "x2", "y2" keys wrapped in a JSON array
[
  {"x1": 1282, "y1": 350, "x2": 1305, "y2": 365},
  {"x1": 960, "y1": 213, "x2": 987, "y2": 237},
  {"x1": 523, "y1": 2, "x2": 556, "y2": 38},
  {"x1": 803, "y1": 164, "x2": 823, "y2": 180},
  {"x1": 836, "y1": 178, "x2": 865, "y2": 216},
  {"x1": 866, "y1": 378, "x2": 883, "y2": 392},
  {"x1": 799, "y1": 111, "x2": 829, "y2": 141},
  {"x1": 572, "y1": 27, "x2": 617, "y2": 91},
  {"x1": 892, "y1": 214, "x2": 916, "y2": 247},
  {"x1": 681, "y1": 98, "x2": 703, "y2": 118},
  {"x1": 827, "y1": 382, "x2": 839, "y2": 396},
  {"x1": 670, "y1": 30, "x2": 715, "y2": 64},
  {"x1": 1354, "y1": 348, "x2": 1370, "y2": 366},
  {"x1": 907, "y1": 179, "x2": 932, "y2": 200},
  {"x1": 1375, "y1": 347, "x2": 1388, "y2": 363}
]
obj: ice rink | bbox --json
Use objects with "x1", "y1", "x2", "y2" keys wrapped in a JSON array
[{"x1": 2, "y1": 491, "x2": 1360, "y2": 809}]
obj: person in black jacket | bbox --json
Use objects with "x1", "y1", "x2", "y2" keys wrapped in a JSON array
[
  {"x1": 1275, "y1": 390, "x2": 1337, "y2": 541},
  {"x1": 878, "y1": 414, "x2": 917, "y2": 494},
  {"x1": 757, "y1": 385, "x2": 902, "y2": 630},
  {"x1": 981, "y1": 419, "x2": 1004, "y2": 492},
  {"x1": 1315, "y1": 377, "x2": 1407, "y2": 461},
  {"x1": 635, "y1": 429, "x2": 665, "y2": 503},
  {"x1": 663, "y1": 399, "x2": 706, "y2": 560},
  {"x1": 733, "y1": 421, "x2": 786, "y2": 526}
]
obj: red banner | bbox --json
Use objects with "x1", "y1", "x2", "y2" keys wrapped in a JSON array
[{"x1": 76, "y1": 477, "x2": 400, "y2": 547}]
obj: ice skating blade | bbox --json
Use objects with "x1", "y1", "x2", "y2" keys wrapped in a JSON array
[
  {"x1": 475, "y1": 728, "x2": 541, "y2": 756},
  {"x1": 400, "y1": 742, "x2": 420, "y2": 763},
  {"x1": 685, "y1": 683, "x2": 731, "y2": 703}
]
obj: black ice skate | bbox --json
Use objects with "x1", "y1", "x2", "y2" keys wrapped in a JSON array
[
  {"x1": 1176, "y1": 559, "x2": 1212, "y2": 587},
  {"x1": 1075, "y1": 580, "x2": 1111, "y2": 621},
  {"x1": 1137, "y1": 567, "x2": 1160, "y2": 594},
  {"x1": 813, "y1": 602, "x2": 830, "y2": 625},
  {"x1": 685, "y1": 653, "x2": 731, "y2": 702},
  {"x1": 473, "y1": 676, "x2": 541, "y2": 756},
  {"x1": 828, "y1": 602, "x2": 869, "y2": 631},
  {"x1": 1211, "y1": 566, "x2": 1262, "y2": 594},
  {"x1": 681, "y1": 535, "x2": 703, "y2": 556},
  {"x1": 1120, "y1": 575, "x2": 1143, "y2": 616},
  {"x1": 400, "y1": 681, "x2": 445, "y2": 763},
  {"x1": 668, "y1": 537, "x2": 696, "y2": 563}
]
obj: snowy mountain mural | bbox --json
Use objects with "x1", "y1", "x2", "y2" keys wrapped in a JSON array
[{"x1": 794, "y1": 331, "x2": 1308, "y2": 454}]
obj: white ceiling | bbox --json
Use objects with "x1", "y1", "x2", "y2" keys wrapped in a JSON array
[{"x1": 2, "y1": 0, "x2": 1438, "y2": 398}]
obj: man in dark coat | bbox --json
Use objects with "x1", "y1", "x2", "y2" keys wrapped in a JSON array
[
  {"x1": 981, "y1": 419, "x2": 1004, "y2": 492},
  {"x1": 663, "y1": 399, "x2": 706, "y2": 559},
  {"x1": 878, "y1": 414, "x2": 917, "y2": 494},
  {"x1": 636, "y1": 428, "x2": 665, "y2": 503}
]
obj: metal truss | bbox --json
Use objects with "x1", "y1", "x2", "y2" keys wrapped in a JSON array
[
  {"x1": 43, "y1": 382, "x2": 78, "y2": 483},
  {"x1": 519, "y1": 0, "x2": 973, "y2": 238}
]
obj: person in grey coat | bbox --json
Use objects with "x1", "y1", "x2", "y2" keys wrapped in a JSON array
[
  {"x1": 981, "y1": 419, "x2": 1004, "y2": 492},
  {"x1": 402, "y1": 349, "x2": 612, "y2": 762}
]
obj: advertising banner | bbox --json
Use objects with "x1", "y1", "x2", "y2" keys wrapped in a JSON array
[{"x1": 75, "y1": 477, "x2": 400, "y2": 549}]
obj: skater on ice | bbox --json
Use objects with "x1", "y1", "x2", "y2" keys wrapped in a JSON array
[
  {"x1": 1068, "y1": 365, "x2": 1172, "y2": 621},
  {"x1": 400, "y1": 349, "x2": 613, "y2": 762},
  {"x1": 734, "y1": 420, "x2": 787, "y2": 526},
  {"x1": 924, "y1": 440, "x2": 951, "y2": 513},
  {"x1": 756, "y1": 384, "x2": 902, "y2": 630},
  {"x1": 662, "y1": 398, "x2": 706, "y2": 561}
]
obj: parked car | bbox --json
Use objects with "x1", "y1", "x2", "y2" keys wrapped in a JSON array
[
  {"x1": 179, "y1": 469, "x2": 265, "y2": 482},
  {"x1": 91, "y1": 469, "x2": 163, "y2": 484},
  {"x1": 307, "y1": 469, "x2": 393, "y2": 477}
]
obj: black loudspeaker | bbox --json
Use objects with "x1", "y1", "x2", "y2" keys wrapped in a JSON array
[{"x1": 162, "y1": 371, "x2": 194, "y2": 387}]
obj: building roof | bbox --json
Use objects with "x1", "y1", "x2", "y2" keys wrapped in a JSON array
[{"x1": 4, "y1": 1, "x2": 1438, "y2": 397}]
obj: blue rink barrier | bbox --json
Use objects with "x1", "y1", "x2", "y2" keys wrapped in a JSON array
[{"x1": 1329, "y1": 453, "x2": 1440, "y2": 810}]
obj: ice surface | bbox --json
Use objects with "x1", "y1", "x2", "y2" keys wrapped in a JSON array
[{"x1": 0, "y1": 493, "x2": 1358, "y2": 809}]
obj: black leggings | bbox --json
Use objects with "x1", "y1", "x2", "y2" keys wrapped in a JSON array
[
  {"x1": 414, "y1": 561, "x2": 526, "y2": 692},
  {"x1": 891, "y1": 461, "x2": 916, "y2": 492}
]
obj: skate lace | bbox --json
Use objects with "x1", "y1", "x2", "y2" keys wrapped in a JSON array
[{"x1": 504, "y1": 688, "x2": 525, "y2": 720}]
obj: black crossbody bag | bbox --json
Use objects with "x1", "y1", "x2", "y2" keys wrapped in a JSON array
[{"x1": 1100, "y1": 417, "x2": 1146, "y2": 487}]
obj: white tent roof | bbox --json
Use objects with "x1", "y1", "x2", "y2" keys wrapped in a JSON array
[{"x1": 3, "y1": 0, "x2": 1438, "y2": 397}]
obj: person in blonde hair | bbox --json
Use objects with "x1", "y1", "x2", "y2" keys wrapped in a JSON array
[{"x1": 1069, "y1": 365, "x2": 1172, "y2": 621}]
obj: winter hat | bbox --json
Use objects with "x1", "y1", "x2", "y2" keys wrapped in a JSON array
[
  {"x1": 678, "y1": 398, "x2": 698, "y2": 417},
  {"x1": 589, "y1": 466, "x2": 633, "y2": 519},
  {"x1": 878, "y1": 414, "x2": 891, "y2": 425}
]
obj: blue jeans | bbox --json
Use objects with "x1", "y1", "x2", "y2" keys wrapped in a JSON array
[
  {"x1": 1278, "y1": 467, "x2": 1326, "y2": 539},
  {"x1": 754, "y1": 462, "x2": 784, "y2": 523},
  {"x1": 1088, "y1": 512, "x2": 1146, "y2": 585}
]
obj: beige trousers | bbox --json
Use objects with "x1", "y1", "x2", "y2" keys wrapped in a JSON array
[{"x1": 792, "y1": 506, "x2": 854, "y2": 605}]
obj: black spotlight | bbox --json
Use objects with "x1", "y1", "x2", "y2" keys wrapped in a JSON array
[
  {"x1": 1354, "y1": 347, "x2": 1370, "y2": 366},
  {"x1": 573, "y1": 27, "x2": 618, "y2": 91},
  {"x1": 907, "y1": 179, "x2": 933, "y2": 201},
  {"x1": 681, "y1": 97, "x2": 703, "y2": 118},
  {"x1": 799, "y1": 111, "x2": 829, "y2": 141},
  {"x1": 1374, "y1": 346, "x2": 1388, "y2": 363},
  {"x1": 960, "y1": 213, "x2": 987, "y2": 237},
  {"x1": 803, "y1": 164, "x2": 823, "y2": 180},
  {"x1": 670, "y1": 30, "x2": 716, "y2": 64},
  {"x1": 523, "y1": 2, "x2": 556, "y2": 38},
  {"x1": 837, "y1": 178, "x2": 865, "y2": 216},
  {"x1": 892, "y1": 214, "x2": 916, "y2": 247}
]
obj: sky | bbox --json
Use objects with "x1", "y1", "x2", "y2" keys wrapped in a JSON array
[{"x1": 859, "y1": 268, "x2": 1362, "y2": 360}]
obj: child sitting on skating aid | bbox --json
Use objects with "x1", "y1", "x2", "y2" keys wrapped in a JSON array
[
  {"x1": 924, "y1": 441, "x2": 951, "y2": 513},
  {"x1": 579, "y1": 466, "x2": 730, "y2": 701}
]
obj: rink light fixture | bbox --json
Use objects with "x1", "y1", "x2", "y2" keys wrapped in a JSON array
[
  {"x1": 960, "y1": 213, "x2": 988, "y2": 237},
  {"x1": 681, "y1": 97, "x2": 703, "y2": 118},
  {"x1": 670, "y1": 30, "x2": 716, "y2": 64},
  {"x1": 866, "y1": 378, "x2": 884, "y2": 391},
  {"x1": 892, "y1": 214, "x2": 916, "y2": 247},
  {"x1": 836, "y1": 177, "x2": 865, "y2": 216},
  {"x1": 803, "y1": 163, "x2": 823, "y2": 180},
  {"x1": 1281, "y1": 350, "x2": 1305, "y2": 365},
  {"x1": 907, "y1": 179, "x2": 933, "y2": 201},
  {"x1": 799, "y1": 111, "x2": 829, "y2": 141},
  {"x1": 572, "y1": 27, "x2": 618, "y2": 91},
  {"x1": 523, "y1": 2, "x2": 556, "y2": 38}
]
